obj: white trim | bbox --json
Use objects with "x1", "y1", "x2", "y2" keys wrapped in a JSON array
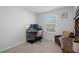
[
  {"x1": 0, "y1": 41, "x2": 26, "y2": 52},
  {"x1": 45, "y1": 38, "x2": 54, "y2": 41}
]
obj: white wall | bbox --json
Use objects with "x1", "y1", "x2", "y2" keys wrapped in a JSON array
[
  {"x1": 0, "y1": 7, "x2": 36, "y2": 52},
  {"x1": 37, "y1": 6, "x2": 75, "y2": 41}
]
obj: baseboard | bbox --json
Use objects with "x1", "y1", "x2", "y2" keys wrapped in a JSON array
[
  {"x1": 45, "y1": 38, "x2": 54, "y2": 41},
  {"x1": 0, "y1": 41, "x2": 26, "y2": 52}
]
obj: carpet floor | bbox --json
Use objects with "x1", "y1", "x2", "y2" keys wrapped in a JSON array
[{"x1": 2, "y1": 40, "x2": 62, "y2": 53}]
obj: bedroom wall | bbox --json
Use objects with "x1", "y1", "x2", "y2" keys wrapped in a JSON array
[
  {"x1": 0, "y1": 7, "x2": 36, "y2": 52},
  {"x1": 37, "y1": 6, "x2": 75, "y2": 41}
]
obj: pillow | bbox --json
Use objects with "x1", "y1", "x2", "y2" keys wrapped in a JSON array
[
  {"x1": 63, "y1": 31, "x2": 70, "y2": 38},
  {"x1": 37, "y1": 30, "x2": 42, "y2": 36}
]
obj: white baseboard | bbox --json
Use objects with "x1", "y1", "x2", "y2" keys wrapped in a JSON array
[
  {"x1": 0, "y1": 41, "x2": 26, "y2": 52},
  {"x1": 45, "y1": 38, "x2": 54, "y2": 41}
]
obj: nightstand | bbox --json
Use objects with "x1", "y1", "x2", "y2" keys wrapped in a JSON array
[{"x1": 73, "y1": 40, "x2": 79, "y2": 52}]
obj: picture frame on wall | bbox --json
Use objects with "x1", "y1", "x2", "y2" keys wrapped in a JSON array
[{"x1": 61, "y1": 12, "x2": 68, "y2": 19}]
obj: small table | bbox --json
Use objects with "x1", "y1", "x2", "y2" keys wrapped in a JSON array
[{"x1": 73, "y1": 40, "x2": 79, "y2": 52}]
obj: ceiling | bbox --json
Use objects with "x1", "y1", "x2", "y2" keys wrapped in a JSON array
[{"x1": 21, "y1": 6, "x2": 65, "y2": 13}]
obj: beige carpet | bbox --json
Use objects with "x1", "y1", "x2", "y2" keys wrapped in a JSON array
[{"x1": 2, "y1": 40, "x2": 62, "y2": 53}]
